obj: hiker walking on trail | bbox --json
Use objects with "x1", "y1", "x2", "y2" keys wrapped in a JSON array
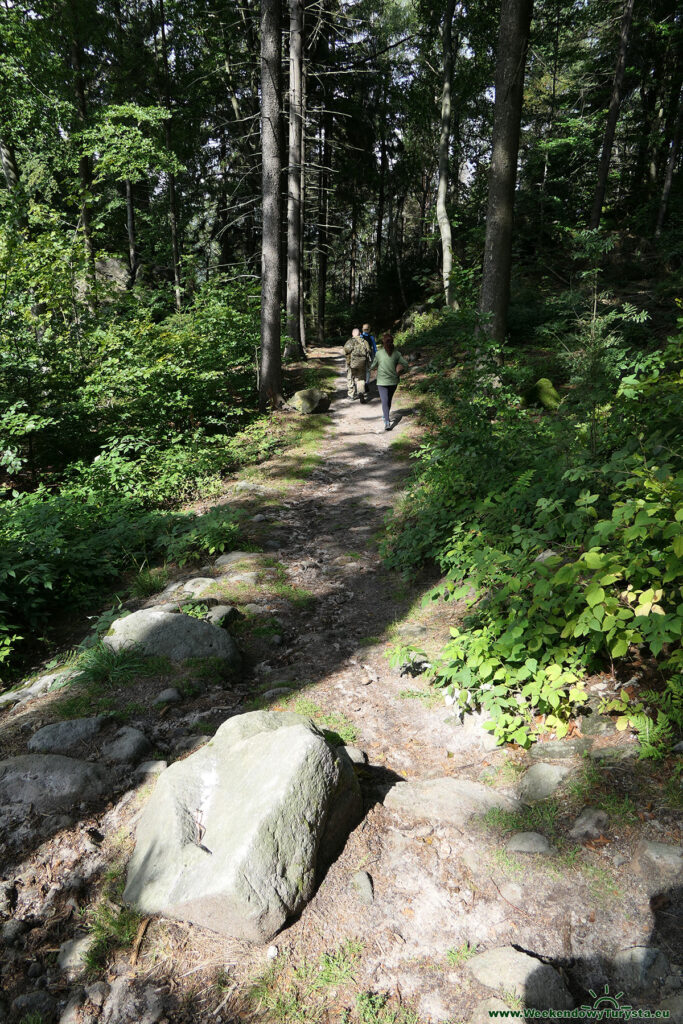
[
  {"x1": 344, "y1": 328, "x2": 372, "y2": 402},
  {"x1": 361, "y1": 323, "x2": 377, "y2": 393},
  {"x1": 370, "y1": 332, "x2": 409, "y2": 430}
]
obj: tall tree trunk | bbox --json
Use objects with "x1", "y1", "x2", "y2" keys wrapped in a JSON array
[
  {"x1": 349, "y1": 197, "x2": 357, "y2": 306},
  {"x1": 158, "y1": 0, "x2": 182, "y2": 309},
  {"x1": 125, "y1": 178, "x2": 137, "y2": 283},
  {"x1": 479, "y1": 0, "x2": 534, "y2": 345},
  {"x1": 388, "y1": 196, "x2": 408, "y2": 309},
  {"x1": 298, "y1": 59, "x2": 307, "y2": 354},
  {"x1": 69, "y1": 16, "x2": 96, "y2": 294},
  {"x1": 588, "y1": 0, "x2": 636, "y2": 229},
  {"x1": 316, "y1": 116, "x2": 329, "y2": 344},
  {"x1": 259, "y1": 0, "x2": 284, "y2": 409},
  {"x1": 0, "y1": 139, "x2": 20, "y2": 191},
  {"x1": 285, "y1": 0, "x2": 304, "y2": 358},
  {"x1": 655, "y1": 85, "x2": 683, "y2": 237},
  {"x1": 436, "y1": 0, "x2": 456, "y2": 308},
  {"x1": 376, "y1": 80, "x2": 388, "y2": 271}
]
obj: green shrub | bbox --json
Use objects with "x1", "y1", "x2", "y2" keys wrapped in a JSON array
[{"x1": 383, "y1": 300, "x2": 683, "y2": 756}]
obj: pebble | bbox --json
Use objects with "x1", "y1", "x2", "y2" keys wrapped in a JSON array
[
  {"x1": 154, "y1": 688, "x2": 181, "y2": 705},
  {"x1": 267, "y1": 945, "x2": 279, "y2": 960}
]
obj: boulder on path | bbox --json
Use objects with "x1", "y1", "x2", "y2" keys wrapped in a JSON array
[
  {"x1": 104, "y1": 608, "x2": 241, "y2": 668},
  {"x1": 28, "y1": 716, "x2": 105, "y2": 754},
  {"x1": 0, "y1": 755, "x2": 108, "y2": 825},
  {"x1": 101, "y1": 727, "x2": 152, "y2": 764},
  {"x1": 635, "y1": 839, "x2": 683, "y2": 876},
  {"x1": 123, "y1": 710, "x2": 362, "y2": 942},
  {"x1": 469, "y1": 946, "x2": 573, "y2": 1010},
  {"x1": 569, "y1": 806, "x2": 609, "y2": 841},
  {"x1": 215, "y1": 551, "x2": 262, "y2": 568},
  {"x1": 518, "y1": 762, "x2": 571, "y2": 803},
  {"x1": 506, "y1": 832, "x2": 551, "y2": 855},
  {"x1": 384, "y1": 777, "x2": 519, "y2": 827},
  {"x1": 289, "y1": 388, "x2": 330, "y2": 414}
]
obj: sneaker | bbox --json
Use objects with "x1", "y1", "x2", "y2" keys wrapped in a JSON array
[
  {"x1": 359, "y1": 394, "x2": 365, "y2": 403},
  {"x1": 384, "y1": 421, "x2": 391, "y2": 430}
]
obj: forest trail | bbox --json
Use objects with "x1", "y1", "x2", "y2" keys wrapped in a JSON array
[{"x1": 1, "y1": 346, "x2": 681, "y2": 1024}]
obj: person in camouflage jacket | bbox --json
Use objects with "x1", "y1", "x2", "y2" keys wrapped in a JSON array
[{"x1": 343, "y1": 328, "x2": 371, "y2": 401}]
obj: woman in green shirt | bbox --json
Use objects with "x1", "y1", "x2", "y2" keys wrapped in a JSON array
[{"x1": 370, "y1": 332, "x2": 410, "y2": 430}]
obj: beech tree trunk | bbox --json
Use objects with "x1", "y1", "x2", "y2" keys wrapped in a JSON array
[
  {"x1": 479, "y1": 0, "x2": 533, "y2": 345},
  {"x1": 589, "y1": 0, "x2": 636, "y2": 229},
  {"x1": 436, "y1": 0, "x2": 456, "y2": 308},
  {"x1": 259, "y1": 0, "x2": 284, "y2": 409},
  {"x1": 285, "y1": 0, "x2": 304, "y2": 358}
]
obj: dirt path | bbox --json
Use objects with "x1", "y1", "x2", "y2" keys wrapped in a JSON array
[{"x1": 1, "y1": 345, "x2": 681, "y2": 1024}]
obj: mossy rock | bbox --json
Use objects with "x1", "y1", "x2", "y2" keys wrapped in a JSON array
[
  {"x1": 524, "y1": 377, "x2": 560, "y2": 411},
  {"x1": 289, "y1": 388, "x2": 330, "y2": 414}
]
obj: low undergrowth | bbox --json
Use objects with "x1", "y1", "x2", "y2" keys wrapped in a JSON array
[{"x1": 384, "y1": 244, "x2": 682, "y2": 757}]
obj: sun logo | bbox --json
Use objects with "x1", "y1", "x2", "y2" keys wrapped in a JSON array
[{"x1": 581, "y1": 984, "x2": 632, "y2": 1017}]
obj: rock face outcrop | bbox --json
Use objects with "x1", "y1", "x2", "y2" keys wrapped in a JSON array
[
  {"x1": 103, "y1": 608, "x2": 241, "y2": 667},
  {"x1": 123, "y1": 711, "x2": 362, "y2": 942}
]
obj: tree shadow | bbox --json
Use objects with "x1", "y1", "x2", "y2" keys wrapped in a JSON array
[{"x1": 514, "y1": 881, "x2": 683, "y2": 1018}]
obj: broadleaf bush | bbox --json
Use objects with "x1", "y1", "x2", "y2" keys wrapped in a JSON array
[{"x1": 384, "y1": 291, "x2": 682, "y2": 756}]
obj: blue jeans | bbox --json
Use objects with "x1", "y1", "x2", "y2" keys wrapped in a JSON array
[{"x1": 378, "y1": 384, "x2": 397, "y2": 424}]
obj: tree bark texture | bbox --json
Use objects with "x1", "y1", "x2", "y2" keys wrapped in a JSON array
[
  {"x1": 259, "y1": 0, "x2": 284, "y2": 409},
  {"x1": 479, "y1": 0, "x2": 533, "y2": 346},
  {"x1": 588, "y1": 0, "x2": 636, "y2": 229},
  {"x1": 159, "y1": 0, "x2": 182, "y2": 310},
  {"x1": 436, "y1": 0, "x2": 456, "y2": 308},
  {"x1": 316, "y1": 116, "x2": 330, "y2": 344},
  {"x1": 298, "y1": 59, "x2": 307, "y2": 353},
  {"x1": 0, "y1": 139, "x2": 20, "y2": 191},
  {"x1": 286, "y1": 0, "x2": 304, "y2": 357}
]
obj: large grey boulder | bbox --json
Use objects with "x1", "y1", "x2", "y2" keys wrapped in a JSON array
[
  {"x1": 28, "y1": 717, "x2": 105, "y2": 754},
  {"x1": 384, "y1": 777, "x2": 519, "y2": 827},
  {"x1": 123, "y1": 711, "x2": 362, "y2": 942},
  {"x1": 289, "y1": 388, "x2": 329, "y2": 414},
  {"x1": 0, "y1": 755, "x2": 108, "y2": 824},
  {"x1": 469, "y1": 946, "x2": 573, "y2": 1010},
  {"x1": 104, "y1": 608, "x2": 241, "y2": 667}
]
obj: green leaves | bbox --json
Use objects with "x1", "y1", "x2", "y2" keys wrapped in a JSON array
[{"x1": 384, "y1": 307, "x2": 683, "y2": 756}]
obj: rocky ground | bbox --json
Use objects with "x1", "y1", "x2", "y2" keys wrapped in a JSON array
[{"x1": 0, "y1": 345, "x2": 681, "y2": 1024}]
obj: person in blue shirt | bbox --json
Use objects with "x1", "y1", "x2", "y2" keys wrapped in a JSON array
[{"x1": 361, "y1": 323, "x2": 376, "y2": 393}]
